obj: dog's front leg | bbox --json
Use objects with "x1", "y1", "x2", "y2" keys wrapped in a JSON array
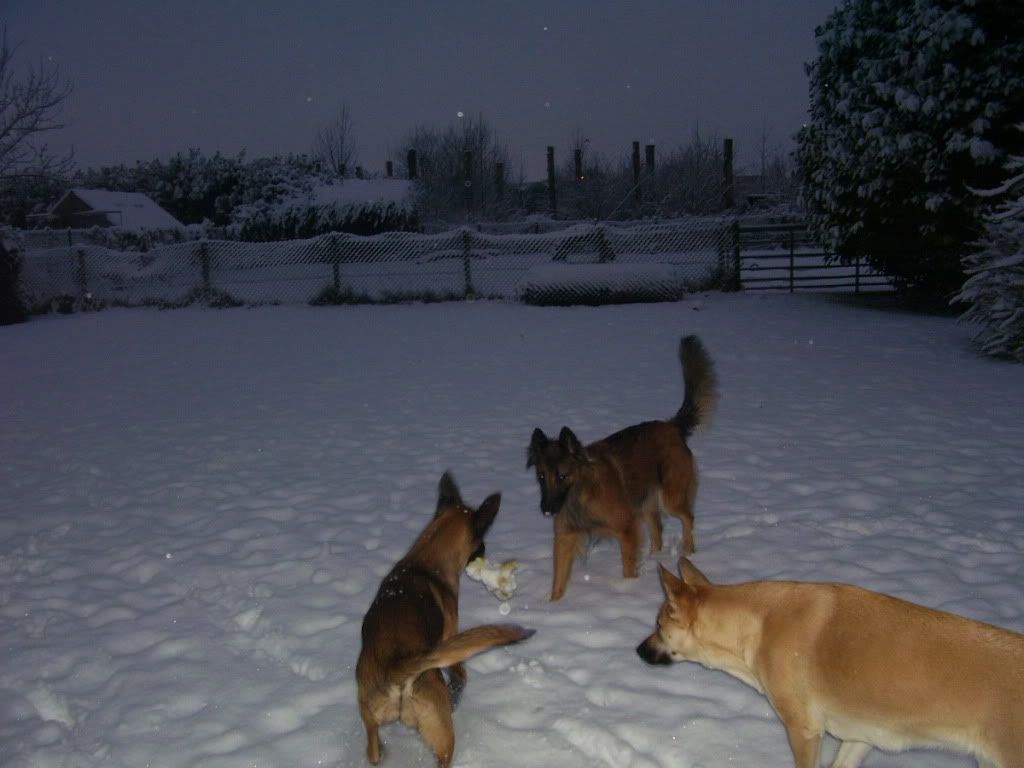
[
  {"x1": 550, "y1": 525, "x2": 581, "y2": 601},
  {"x1": 777, "y1": 707, "x2": 824, "y2": 768},
  {"x1": 831, "y1": 741, "x2": 872, "y2": 768}
]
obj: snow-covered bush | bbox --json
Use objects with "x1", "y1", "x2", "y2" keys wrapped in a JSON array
[
  {"x1": 231, "y1": 200, "x2": 417, "y2": 241},
  {"x1": 76, "y1": 225, "x2": 192, "y2": 251},
  {"x1": 797, "y1": 0, "x2": 1024, "y2": 299},
  {"x1": 955, "y1": 146, "x2": 1024, "y2": 360},
  {"x1": 518, "y1": 263, "x2": 691, "y2": 306},
  {"x1": 74, "y1": 151, "x2": 323, "y2": 226}
]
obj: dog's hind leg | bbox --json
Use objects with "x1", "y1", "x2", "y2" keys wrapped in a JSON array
[
  {"x1": 445, "y1": 662, "x2": 467, "y2": 708},
  {"x1": 413, "y1": 673, "x2": 456, "y2": 768},
  {"x1": 831, "y1": 741, "x2": 872, "y2": 768},
  {"x1": 659, "y1": 461, "x2": 698, "y2": 554},
  {"x1": 359, "y1": 701, "x2": 383, "y2": 765},
  {"x1": 640, "y1": 493, "x2": 664, "y2": 553}
]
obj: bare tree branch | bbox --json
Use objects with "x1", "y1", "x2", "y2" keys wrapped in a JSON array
[
  {"x1": 0, "y1": 25, "x2": 74, "y2": 181},
  {"x1": 312, "y1": 104, "x2": 356, "y2": 177}
]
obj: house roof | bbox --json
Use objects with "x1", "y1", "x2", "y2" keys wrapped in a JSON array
[{"x1": 52, "y1": 188, "x2": 185, "y2": 230}]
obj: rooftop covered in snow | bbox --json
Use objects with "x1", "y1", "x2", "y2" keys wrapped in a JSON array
[{"x1": 45, "y1": 188, "x2": 185, "y2": 231}]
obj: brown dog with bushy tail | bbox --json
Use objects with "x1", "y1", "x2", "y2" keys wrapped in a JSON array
[
  {"x1": 638, "y1": 558, "x2": 1024, "y2": 767},
  {"x1": 356, "y1": 472, "x2": 534, "y2": 767},
  {"x1": 527, "y1": 335, "x2": 717, "y2": 600}
]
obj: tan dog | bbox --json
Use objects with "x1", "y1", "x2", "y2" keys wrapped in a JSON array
[
  {"x1": 356, "y1": 473, "x2": 534, "y2": 767},
  {"x1": 637, "y1": 558, "x2": 1024, "y2": 767},
  {"x1": 527, "y1": 335, "x2": 717, "y2": 600}
]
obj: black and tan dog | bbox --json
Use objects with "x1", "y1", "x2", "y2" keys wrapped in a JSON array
[
  {"x1": 356, "y1": 473, "x2": 534, "y2": 767},
  {"x1": 527, "y1": 335, "x2": 717, "y2": 601},
  {"x1": 638, "y1": 559, "x2": 1024, "y2": 767}
]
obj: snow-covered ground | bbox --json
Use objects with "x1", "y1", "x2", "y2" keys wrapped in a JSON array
[{"x1": 1, "y1": 294, "x2": 1022, "y2": 768}]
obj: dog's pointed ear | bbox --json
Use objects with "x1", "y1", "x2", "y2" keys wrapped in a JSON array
[
  {"x1": 658, "y1": 563, "x2": 685, "y2": 598},
  {"x1": 659, "y1": 563, "x2": 698, "y2": 621},
  {"x1": 473, "y1": 493, "x2": 501, "y2": 539},
  {"x1": 558, "y1": 426, "x2": 584, "y2": 458},
  {"x1": 437, "y1": 471, "x2": 463, "y2": 515},
  {"x1": 527, "y1": 428, "x2": 548, "y2": 469},
  {"x1": 678, "y1": 557, "x2": 712, "y2": 587}
]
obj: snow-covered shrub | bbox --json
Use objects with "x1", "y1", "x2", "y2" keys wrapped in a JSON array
[
  {"x1": 309, "y1": 285, "x2": 372, "y2": 305},
  {"x1": 0, "y1": 228, "x2": 28, "y2": 324},
  {"x1": 77, "y1": 225, "x2": 192, "y2": 251},
  {"x1": 232, "y1": 199, "x2": 417, "y2": 242},
  {"x1": 74, "y1": 151, "x2": 323, "y2": 226},
  {"x1": 797, "y1": 0, "x2": 1024, "y2": 299},
  {"x1": 955, "y1": 147, "x2": 1024, "y2": 360},
  {"x1": 518, "y1": 263, "x2": 690, "y2": 306}
]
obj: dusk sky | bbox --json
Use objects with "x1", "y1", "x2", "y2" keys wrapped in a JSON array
[{"x1": 6, "y1": 1, "x2": 839, "y2": 180}]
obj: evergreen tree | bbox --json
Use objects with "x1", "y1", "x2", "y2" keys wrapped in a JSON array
[
  {"x1": 797, "y1": 0, "x2": 1024, "y2": 299},
  {"x1": 955, "y1": 144, "x2": 1024, "y2": 360}
]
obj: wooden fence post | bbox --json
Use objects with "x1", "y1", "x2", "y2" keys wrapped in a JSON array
[
  {"x1": 463, "y1": 150, "x2": 474, "y2": 216},
  {"x1": 632, "y1": 141, "x2": 642, "y2": 205},
  {"x1": 574, "y1": 149, "x2": 583, "y2": 182},
  {"x1": 407, "y1": 149, "x2": 418, "y2": 180},
  {"x1": 547, "y1": 146, "x2": 557, "y2": 215},
  {"x1": 495, "y1": 162, "x2": 505, "y2": 203},
  {"x1": 386, "y1": 160, "x2": 393, "y2": 178},
  {"x1": 723, "y1": 138, "x2": 735, "y2": 209}
]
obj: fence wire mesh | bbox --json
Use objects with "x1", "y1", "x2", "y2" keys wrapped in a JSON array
[{"x1": 17, "y1": 219, "x2": 736, "y2": 308}]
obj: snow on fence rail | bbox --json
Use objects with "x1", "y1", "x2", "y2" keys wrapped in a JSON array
[
  {"x1": 16, "y1": 218, "x2": 892, "y2": 309},
  {"x1": 17, "y1": 220, "x2": 734, "y2": 308}
]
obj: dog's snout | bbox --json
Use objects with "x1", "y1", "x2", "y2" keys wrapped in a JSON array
[
  {"x1": 636, "y1": 638, "x2": 673, "y2": 666},
  {"x1": 538, "y1": 489, "x2": 565, "y2": 517}
]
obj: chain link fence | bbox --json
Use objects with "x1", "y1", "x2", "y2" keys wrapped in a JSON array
[{"x1": 17, "y1": 218, "x2": 736, "y2": 309}]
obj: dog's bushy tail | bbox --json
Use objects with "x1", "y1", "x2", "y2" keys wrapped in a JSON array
[
  {"x1": 675, "y1": 335, "x2": 718, "y2": 437},
  {"x1": 388, "y1": 624, "x2": 535, "y2": 685}
]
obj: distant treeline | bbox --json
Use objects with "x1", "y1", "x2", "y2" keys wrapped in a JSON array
[{"x1": 1, "y1": 118, "x2": 797, "y2": 237}]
